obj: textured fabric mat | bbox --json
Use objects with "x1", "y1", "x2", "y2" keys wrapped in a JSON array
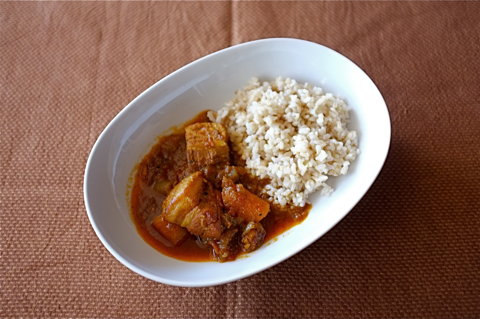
[{"x1": 1, "y1": 1, "x2": 479, "y2": 318}]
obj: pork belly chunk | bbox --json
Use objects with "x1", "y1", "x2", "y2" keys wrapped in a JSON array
[
  {"x1": 184, "y1": 182, "x2": 224, "y2": 239},
  {"x1": 185, "y1": 123, "x2": 230, "y2": 170},
  {"x1": 162, "y1": 171, "x2": 204, "y2": 225},
  {"x1": 162, "y1": 171, "x2": 225, "y2": 240}
]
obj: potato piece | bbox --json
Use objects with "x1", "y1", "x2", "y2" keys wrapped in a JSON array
[
  {"x1": 151, "y1": 215, "x2": 188, "y2": 247},
  {"x1": 221, "y1": 177, "x2": 270, "y2": 223},
  {"x1": 162, "y1": 171, "x2": 204, "y2": 225},
  {"x1": 153, "y1": 180, "x2": 173, "y2": 196},
  {"x1": 185, "y1": 123, "x2": 230, "y2": 169}
]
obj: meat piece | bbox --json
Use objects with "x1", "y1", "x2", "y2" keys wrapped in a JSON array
[
  {"x1": 162, "y1": 170, "x2": 225, "y2": 240},
  {"x1": 211, "y1": 227, "x2": 239, "y2": 262},
  {"x1": 185, "y1": 123, "x2": 230, "y2": 170},
  {"x1": 240, "y1": 221, "x2": 266, "y2": 252},
  {"x1": 184, "y1": 182, "x2": 224, "y2": 239},
  {"x1": 220, "y1": 209, "x2": 244, "y2": 229},
  {"x1": 221, "y1": 177, "x2": 270, "y2": 223},
  {"x1": 162, "y1": 171, "x2": 205, "y2": 225},
  {"x1": 151, "y1": 215, "x2": 189, "y2": 247}
]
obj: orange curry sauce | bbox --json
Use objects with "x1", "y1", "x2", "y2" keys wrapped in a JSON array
[{"x1": 130, "y1": 111, "x2": 311, "y2": 262}]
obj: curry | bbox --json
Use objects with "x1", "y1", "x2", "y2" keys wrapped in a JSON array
[{"x1": 130, "y1": 111, "x2": 310, "y2": 262}]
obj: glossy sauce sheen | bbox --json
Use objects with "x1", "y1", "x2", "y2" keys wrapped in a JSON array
[{"x1": 130, "y1": 111, "x2": 311, "y2": 262}]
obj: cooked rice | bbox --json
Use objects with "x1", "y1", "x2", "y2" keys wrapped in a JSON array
[{"x1": 208, "y1": 77, "x2": 359, "y2": 207}]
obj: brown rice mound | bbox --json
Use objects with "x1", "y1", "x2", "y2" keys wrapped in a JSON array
[{"x1": 208, "y1": 77, "x2": 359, "y2": 207}]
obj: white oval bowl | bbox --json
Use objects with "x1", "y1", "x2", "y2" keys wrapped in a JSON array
[{"x1": 84, "y1": 38, "x2": 390, "y2": 287}]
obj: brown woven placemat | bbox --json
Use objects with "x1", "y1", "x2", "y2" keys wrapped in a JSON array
[{"x1": 1, "y1": 1, "x2": 479, "y2": 318}]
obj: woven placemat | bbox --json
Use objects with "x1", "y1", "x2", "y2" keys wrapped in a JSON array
[{"x1": 1, "y1": 1, "x2": 479, "y2": 318}]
